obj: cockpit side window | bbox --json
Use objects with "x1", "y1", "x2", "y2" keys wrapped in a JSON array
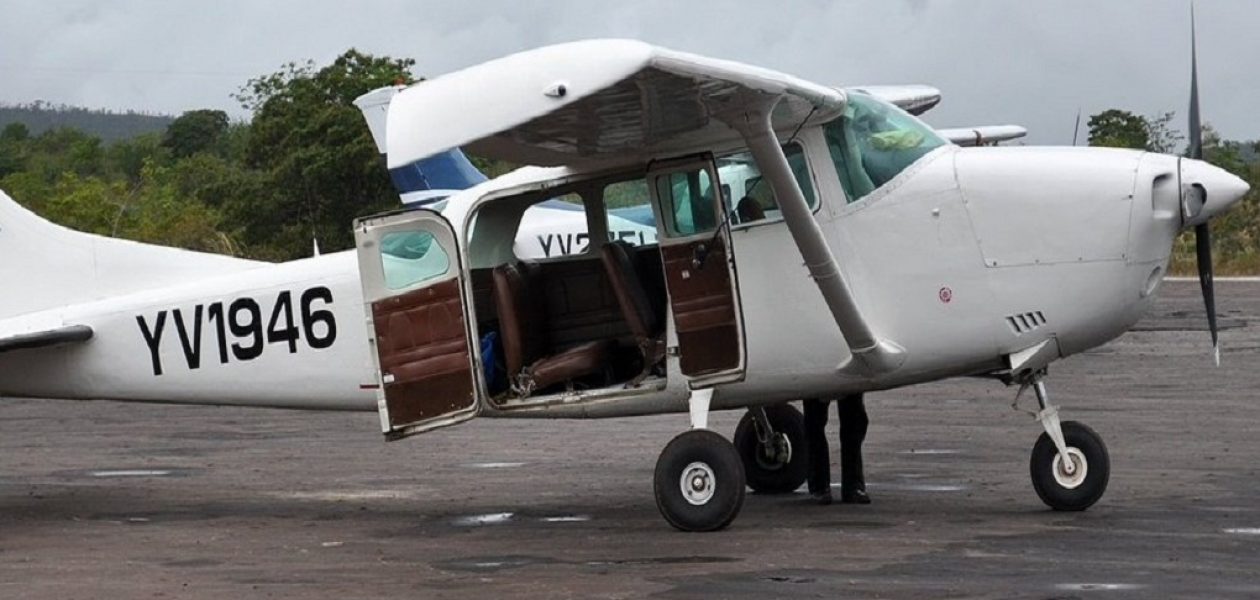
[{"x1": 824, "y1": 92, "x2": 946, "y2": 202}]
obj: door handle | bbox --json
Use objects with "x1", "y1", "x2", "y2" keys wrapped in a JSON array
[{"x1": 692, "y1": 243, "x2": 709, "y2": 270}]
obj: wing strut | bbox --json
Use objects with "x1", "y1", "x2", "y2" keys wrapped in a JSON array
[{"x1": 723, "y1": 96, "x2": 904, "y2": 376}]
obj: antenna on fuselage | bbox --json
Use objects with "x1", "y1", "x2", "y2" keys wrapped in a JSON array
[{"x1": 1071, "y1": 108, "x2": 1082, "y2": 146}]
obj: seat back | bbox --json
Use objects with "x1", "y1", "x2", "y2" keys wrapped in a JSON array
[
  {"x1": 735, "y1": 196, "x2": 766, "y2": 223},
  {"x1": 492, "y1": 262, "x2": 548, "y2": 375},
  {"x1": 600, "y1": 241, "x2": 659, "y2": 342}
]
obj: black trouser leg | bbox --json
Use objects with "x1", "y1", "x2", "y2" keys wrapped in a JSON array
[
  {"x1": 802, "y1": 398, "x2": 831, "y2": 494},
  {"x1": 838, "y1": 393, "x2": 868, "y2": 492}
]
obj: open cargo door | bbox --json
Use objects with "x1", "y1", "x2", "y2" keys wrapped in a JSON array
[{"x1": 355, "y1": 209, "x2": 479, "y2": 440}]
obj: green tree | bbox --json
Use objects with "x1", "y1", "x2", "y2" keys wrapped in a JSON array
[
  {"x1": 1144, "y1": 111, "x2": 1183, "y2": 154},
  {"x1": 1, "y1": 122, "x2": 29, "y2": 142},
  {"x1": 230, "y1": 49, "x2": 416, "y2": 259},
  {"x1": 1087, "y1": 109, "x2": 1149, "y2": 150},
  {"x1": 162, "y1": 109, "x2": 230, "y2": 159},
  {"x1": 0, "y1": 132, "x2": 25, "y2": 178},
  {"x1": 108, "y1": 132, "x2": 168, "y2": 184}
]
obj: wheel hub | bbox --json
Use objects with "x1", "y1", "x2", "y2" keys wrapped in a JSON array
[
  {"x1": 680, "y1": 461, "x2": 716, "y2": 505},
  {"x1": 1052, "y1": 447, "x2": 1088, "y2": 489},
  {"x1": 755, "y1": 434, "x2": 792, "y2": 471}
]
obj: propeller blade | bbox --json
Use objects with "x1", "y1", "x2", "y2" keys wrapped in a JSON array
[
  {"x1": 1188, "y1": 4, "x2": 1202, "y2": 161},
  {"x1": 1187, "y1": 4, "x2": 1217, "y2": 365},
  {"x1": 1194, "y1": 223, "x2": 1220, "y2": 366}
]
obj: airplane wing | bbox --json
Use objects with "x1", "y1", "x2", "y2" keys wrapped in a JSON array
[
  {"x1": 848, "y1": 85, "x2": 942, "y2": 116},
  {"x1": 937, "y1": 125, "x2": 1028, "y2": 147},
  {"x1": 385, "y1": 39, "x2": 846, "y2": 168},
  {"x1": 0, "y1": 324, "x2": 93, "y2": 354}
]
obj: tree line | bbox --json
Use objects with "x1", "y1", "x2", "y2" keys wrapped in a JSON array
[
  {"x1": 0, "y1": 50, "x2": 442, "y2": 261},
  {"x1": 1, "y1": 50, "x2": 1256, "y2": 272}
]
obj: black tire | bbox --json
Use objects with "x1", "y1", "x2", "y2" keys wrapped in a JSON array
[
  {"x1": 653, "y1": 429, "x2": 746, "y2": 532},
  {"x1": 733, "y1": 405, "x2": 808, "y2": 494},
  {"x1": 1030, "y1": 420, "x2": 1110, "y2": 511}
]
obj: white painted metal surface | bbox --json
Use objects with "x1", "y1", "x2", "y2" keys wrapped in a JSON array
[{"x1": 386, "y1": 39, "x2": 844, "y2": 169}]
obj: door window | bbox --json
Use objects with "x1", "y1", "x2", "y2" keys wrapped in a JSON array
[
  {"x1": 656, "y1": 169, "x2": 718, "y2": 237},
  {"x1": 379, "y1": 230, "x2": 451, "y2": 290}
]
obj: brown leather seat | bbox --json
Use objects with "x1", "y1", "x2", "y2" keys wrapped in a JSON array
[
  {"x1": 492, "y1": 262, "x2": 612, "y2": 395},
  {"x1": 600, "y1": 241, "x2": 666, "y2": 385}
]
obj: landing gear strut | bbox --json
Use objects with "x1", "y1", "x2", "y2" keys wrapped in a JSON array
[
  {"x1": 1023, "y1": 376, "x2": 1110, "y2": 511},
  {"x1": 653, "y1": 389, "x2": 746, "y2": 531},
  {"x1": 733, "y1": 404, "x2": 808, "y2": 494}
]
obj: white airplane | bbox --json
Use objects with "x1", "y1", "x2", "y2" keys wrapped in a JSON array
[{"x1": 0, "y1": 28, "x2": 1246, "y2": 532}]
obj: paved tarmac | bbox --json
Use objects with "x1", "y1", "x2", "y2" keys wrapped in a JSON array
[{"x1": 2, "y1": 280, "x2": 1259, "y2": 599}]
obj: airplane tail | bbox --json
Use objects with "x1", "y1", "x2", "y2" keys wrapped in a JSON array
[
  {"x1": 354, "y1": 86, "x2": 487, "y2": 205},
  {"x1": 0, "y1": 190, "x2": 258, "y2": 320}
]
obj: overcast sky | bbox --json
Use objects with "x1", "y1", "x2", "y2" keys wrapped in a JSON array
[{"x1": 1, "y1": 0, "x2": 1256, "y2": 146}]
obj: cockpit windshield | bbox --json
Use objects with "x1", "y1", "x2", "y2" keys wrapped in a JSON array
[{"x1": 824, "y1": 92, "x2": 946, "y2": 202}]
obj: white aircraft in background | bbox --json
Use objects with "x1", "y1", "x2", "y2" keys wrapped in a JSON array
[{"x1": 0, "y1": 23, "x2": 1244, "y2": 532}]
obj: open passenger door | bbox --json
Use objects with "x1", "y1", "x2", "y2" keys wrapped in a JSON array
[
  {"x1": 647, "y1": 156, "x2": 747, "y2": 386},
  {"x1": 355, "y1": 209, "x2": 479, "y2": 440}
]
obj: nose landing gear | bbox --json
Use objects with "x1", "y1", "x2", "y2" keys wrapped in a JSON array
[{"x1": 1021, "y1": 376, "x2": 1111, "y2": 511}]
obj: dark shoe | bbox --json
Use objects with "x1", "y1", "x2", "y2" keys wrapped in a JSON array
[
  {"x1": 841, "y1": 488, "x2": 871, "y2": 504},
  {"x1": 810, "y1": 490, "x2": 834, "y2": 506}
]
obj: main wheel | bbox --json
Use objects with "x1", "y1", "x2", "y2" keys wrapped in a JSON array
[
  {"x1": 654, "y1": 429, "x2": 746, "y2": 532},
  {"x1": 1030, "y1": 420, "x2": 1110, "y2": 511},
  {"x1": 733, "y1": 405, "x2": 808, "y2": 494}
]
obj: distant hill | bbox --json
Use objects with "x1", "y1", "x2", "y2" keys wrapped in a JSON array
[{"x1": 0, "y1": 102, "x2": 174, "y2": 142}]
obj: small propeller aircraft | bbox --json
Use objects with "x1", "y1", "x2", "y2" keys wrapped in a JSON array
[{"x1": 0, "y1": 18, "x2": 1247, "y2": 531}]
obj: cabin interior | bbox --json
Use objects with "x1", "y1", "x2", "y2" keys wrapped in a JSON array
[{"x1": 451, "y1": 143, "x2": 822, "y2": 407}]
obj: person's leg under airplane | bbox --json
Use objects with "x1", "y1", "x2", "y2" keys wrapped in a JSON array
[
  {"x1": 802, "y1": 398, "x2": 833, "y2": 505},
  {"x1": 838, "y1": 393, "x2": 870, "y2": 504}
]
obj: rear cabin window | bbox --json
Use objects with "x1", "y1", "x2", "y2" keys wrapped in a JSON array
[
  {"x1": 379, "y1": 230, "x2": 451, "y2": 290},
  {"x1": 514, "y1": 193, "x2": 591, "y2": 260}
]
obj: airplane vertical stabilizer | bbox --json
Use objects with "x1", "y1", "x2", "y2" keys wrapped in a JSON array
[
  {"x1": 0, "y1": 190, "x2": 259, "y2": 320},
  {"x1": 354, "y1": 86, "x2": 487, "y2": 204}
]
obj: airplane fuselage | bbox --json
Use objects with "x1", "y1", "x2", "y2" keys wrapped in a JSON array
[{"x1": 0, "y1": 144, "x2": 1187, "y2": 418}]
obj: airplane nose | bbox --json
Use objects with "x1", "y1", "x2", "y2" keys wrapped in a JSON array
[{"x1": 1181, "y1": 158, "x2": 1250, "y2": 227}]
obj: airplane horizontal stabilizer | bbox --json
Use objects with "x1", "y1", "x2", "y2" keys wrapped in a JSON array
[
  {"x1": 0, "y1": 324, "x2": 93, "y2": 355},
  {"x1": 938, "y1": 125, "x2": 1028, "y2": 147}
]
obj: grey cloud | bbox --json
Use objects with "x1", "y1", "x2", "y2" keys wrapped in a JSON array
[{"x1": 1, "y1": 0, "x2": 1256, "y2": 145}]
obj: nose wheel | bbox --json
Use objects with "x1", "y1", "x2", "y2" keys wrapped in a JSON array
[{"x1": 1024, "y1": 378, "x2": 1110, "y2": 511}]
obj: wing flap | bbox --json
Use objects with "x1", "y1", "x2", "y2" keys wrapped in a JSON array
[{"x1": 0, "y1": 324, "x2": 93, "y2": 354}]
